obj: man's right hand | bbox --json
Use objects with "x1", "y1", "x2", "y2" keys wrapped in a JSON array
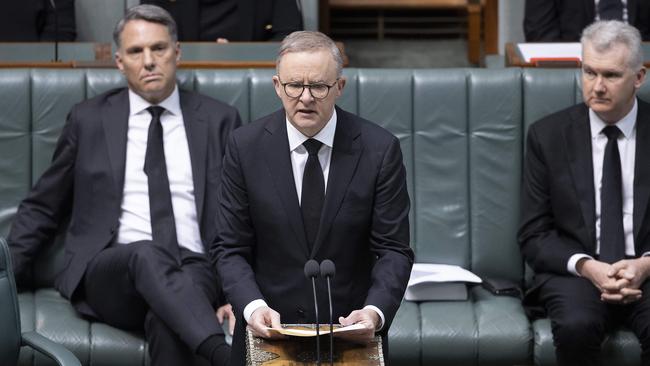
[{"x1": 247, "y1": 306, "x2": 285, "y2": 339}]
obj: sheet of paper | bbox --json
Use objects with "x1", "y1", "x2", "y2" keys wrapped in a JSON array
[
  {"x1": 517, "y1": 42, "x2": 582, "y2": 62},
  {"x1": 408, "y1": 263, "x2": 482, "y2": 286},
  {"x1": 264, "y1": 323, "x2": 366, "y2": 337}
]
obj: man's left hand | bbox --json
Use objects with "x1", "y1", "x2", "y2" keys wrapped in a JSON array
[
  {"x1": 609, "y1": 257, "x2": 650, "y2": 290},
  {"x1": 216, "y1": 303, "x2": 236, "y2": 336},
  {"x1": 336, "y1": 309, "x2": 380, "y2": 344}
]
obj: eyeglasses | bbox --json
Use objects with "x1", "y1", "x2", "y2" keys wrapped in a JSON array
[{"x1": 279, "y1": 78, "x2": 339, "y2": 99}]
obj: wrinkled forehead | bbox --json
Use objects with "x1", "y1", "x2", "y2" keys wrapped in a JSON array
[{"x1": 277, "y1": 49, "x2": 338, "y2": 79}]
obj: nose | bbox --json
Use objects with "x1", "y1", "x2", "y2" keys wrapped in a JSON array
[
  {"x1": 594, "y1": 75, "x2": 606, "y2": 93},
  {"x1": 143, "y1": 48, "x2": 155, "y2": 70},
  {"x1": 299, "y1": 85, "x2": 314, "y2": 104}
]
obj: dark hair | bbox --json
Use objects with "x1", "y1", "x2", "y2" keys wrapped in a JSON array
[{"x1": 113, "y1": 4, "x2": 178, "y2": 48}]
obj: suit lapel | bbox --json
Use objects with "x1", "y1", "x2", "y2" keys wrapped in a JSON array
[
  {"x1": 263, "y1": 110, "x2": 311, "y2": 257},
  {"x1": 634, "y1": 100, "x2": 650, "y2": 245},
  {"x1": 102, "y1": 89, "x2": 130, "y2": 194},
  {"x1": 311, "y1": 108, "x2": 363, "y2": 257},
  {"x1": 180, "y1": 91, "x2": 209, "y2": 221},
  {"x1": 565, "y1": 105, "x2": 597, "y2": 249}
]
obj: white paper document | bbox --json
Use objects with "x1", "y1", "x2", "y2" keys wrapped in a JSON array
[
  {"x1": 517, "y1": 42, "x2": 582, "y2": 63},
  {"x1": 405, "y1": 263, "x2": 482, "y2": 301},
  {"x1": 264, "y1": 323, "x2": 366, "y2": 337}
]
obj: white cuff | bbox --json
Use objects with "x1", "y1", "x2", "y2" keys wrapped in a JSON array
[
  {"x1": 363, "y1": 305, "x2": 385, "y2": 331},
  {"x1": 568, "y1": 254, "x2": 593, "y2": 276},
  {"x1": 243, "y1": 299, "x2": 268, "y2": 323}
]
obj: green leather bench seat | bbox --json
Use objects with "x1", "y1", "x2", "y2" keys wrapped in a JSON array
[{"x1": 2, "y1": 68, "x2": 649, "y2": 365}]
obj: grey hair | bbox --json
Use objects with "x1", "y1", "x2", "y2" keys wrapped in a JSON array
[
  {"x1": 581, "y1": 20, "x2": 643, "y2": 70},
  {"x1": 113, "y1": 4, "x2": 178, "y2": 48},
  {"x1": 276, "y1": 31, "x2": 343, "y2": 77}
]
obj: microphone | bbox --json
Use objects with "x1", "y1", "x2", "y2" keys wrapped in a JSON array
[
  {"x1": 320, "y1": 259, "x2": 336, "y2": 365},
  {"x1": 304, "y1": 259, "x2": 321, "y2": 365},
  {"x1": 48, "y1": 0, "x2": 59, "y2": 62}
]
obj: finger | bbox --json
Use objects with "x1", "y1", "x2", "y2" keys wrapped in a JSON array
[
  {"x1": 227, "y1": 310, "x2": 236, "y2": 336},
  {"x1": 216, "y1": 309, "x2": 224, "y2": 323},
  {"x1": 601, "y1": 292, "x2": 624, "y2": 303}
]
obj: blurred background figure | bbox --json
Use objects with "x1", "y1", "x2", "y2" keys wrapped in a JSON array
[
  {"x1": 141, "y1": 0, "x2": 303, "y2": 42},
  {"x1": 0, "y1": 0, "x2": 76, "y2": 41},
  {"x1": 524, "y1": 0, "x2": 650, "y2": 42}
]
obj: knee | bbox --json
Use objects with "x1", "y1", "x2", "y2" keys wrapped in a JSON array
[{"x1": 552, "y1": 312, "x2": 606, "y2": 350}]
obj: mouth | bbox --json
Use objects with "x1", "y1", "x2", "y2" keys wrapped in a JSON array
[
  {"x1": 297, "y1": 109, "x2": 316, "y2": 115},
  {"x1": 141, "y1": 73, "x2": 162, "y2": 82}
]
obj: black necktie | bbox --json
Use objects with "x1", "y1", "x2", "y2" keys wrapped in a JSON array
[
  {"x1": 599, "y1": 125, "x2": 625, "y2": 263},
  {"x1": 301, "y1": 139, "x2": 324, "y2": 251},
  {"x1": 144, "y1": 106, "x2": 180, "y2": 259},
  {"x1": 599, "y1": 0, "x2": 623, "y2": 20}
]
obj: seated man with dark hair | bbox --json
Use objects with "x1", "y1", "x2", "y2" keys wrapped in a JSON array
[
  {"x1": 8, "y1": 4, "x2": 240, "y2": 365},
  {"x1": 524, "y1": 0, "x2": 650, "y2": 42},
  {"x1": 142, "y1": 0, "x2": 303, "y2": 42},
  {"x1": 0, "y1": 0, "x2": 76, "y2": 41}
]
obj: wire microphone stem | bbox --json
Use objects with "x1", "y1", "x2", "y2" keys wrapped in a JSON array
[
  {"x1": 311, "y1": 276, "x2": 321, "y2": 366},
  {"x1": 326, "y1": 276, "x2": 333, "y2": 365}
]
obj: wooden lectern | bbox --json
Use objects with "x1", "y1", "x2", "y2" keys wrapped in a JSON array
[{"x1": 245, "y1": 326, "x2": 385, "y2": 365}]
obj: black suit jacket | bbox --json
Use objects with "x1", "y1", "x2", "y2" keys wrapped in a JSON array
[
  {"x1": 8, "y1": 87, "x2": 241, "y2": 302},
  {"x1": 524, "y1": 0, "x2": 650, "y2": 42},
  {"x1": 0, "y1": 0, "x2": 76, "y2": 41},
  {"x1": 519, "y1": 101, "x2": 650, "y2": 288},
  {"x1": 143, "y1": 0, "x2": 303, "y2": 41},
  {"x1": 211, "y1": 107, "x2": 413, "y2": 328}
]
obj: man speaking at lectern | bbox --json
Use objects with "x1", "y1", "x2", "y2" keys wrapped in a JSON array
[{"x1": 211, "y1": 31, "x2": 414, "y2": 364}]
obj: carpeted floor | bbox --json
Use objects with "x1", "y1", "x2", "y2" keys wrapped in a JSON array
[{"x1": 340, "y1": 38, "x2": 473, "y2": 68}]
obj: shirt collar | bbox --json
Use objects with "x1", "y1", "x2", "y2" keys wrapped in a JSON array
[
  {"x1": 128, "y1": 85, "x2": 181, "y2": 117},
  {"x1": 589, "y1": 98, "x2": 637, "y2": 140},
  {"x1": 286, "y1": 108, "x2": 337, "y2": 152}
]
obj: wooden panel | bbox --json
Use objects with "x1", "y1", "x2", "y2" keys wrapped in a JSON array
[{"x1": 483, "y1": 0, "x2": 498, "y2": 54}]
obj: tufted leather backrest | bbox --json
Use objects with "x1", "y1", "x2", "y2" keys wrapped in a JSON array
[
  {"x1": 0, "y1": 237, "x2": 21, "y2": 365},
  {"x1": 7, "y1": 68, "x2": 650, "y2": 290}
]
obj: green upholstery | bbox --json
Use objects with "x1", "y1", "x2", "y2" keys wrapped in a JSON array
[
  {"x1": 2, "y1": 67, "x2": 649, "y2": 365},
  {"x1": 1, "y1": 237, "x2": 81, "y2": 366}
]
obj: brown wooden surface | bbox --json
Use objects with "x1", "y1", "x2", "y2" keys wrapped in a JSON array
[
  {"x1": 0, "y1": 61, "x2": 74, "y2": 68},
  {"x1": 246, "y1": 327, "x2": 384, "y2": 365},
  {"x1": 483, "y1": 0, "x2": 498, "y2": 55},
  {"x1": 467, "y1": 3, "x2": 481, "y2": 64}
]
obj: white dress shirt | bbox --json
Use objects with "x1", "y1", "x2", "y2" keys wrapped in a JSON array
[
  {"x1": 116, "y1": 86, "x2": 204, "y2": 254},
  {"x1": 243, "y1": 109, "x2": 386, "y2": 330},
  {"x1": 568, "y1": 99, "x2": 638, "y2": 275}
]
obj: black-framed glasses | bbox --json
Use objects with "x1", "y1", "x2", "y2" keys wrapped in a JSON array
[{"x1": 279, "y1": 78, "x2": 339, "y2": 99}]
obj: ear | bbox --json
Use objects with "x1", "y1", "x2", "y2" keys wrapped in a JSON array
[
  {"x1": 635, "y1": 67, "x2": 646, "y2": 89},
  {"x1": 272, "y1": 75, "x2": 283, "y2": 99},
  {"x1": 114, "y1": 51, "x2": 125, "y2": 73},
  {"x1": 334, "y1": 76, "x2": 346, "y2": 98}
]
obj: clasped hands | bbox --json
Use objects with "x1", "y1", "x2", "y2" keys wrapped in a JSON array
[
  {"x1": 247, "y1": 306, "x2": 380, "y2": 344},
  {"x1": 578, "y1": 257, "x2": 650, "y2": 304}
]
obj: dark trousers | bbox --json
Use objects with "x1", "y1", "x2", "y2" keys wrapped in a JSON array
[
  {"x1": 539, "y1": 275, "x2": 650, "y2": 366},
  {"x1": 82, "y1": 241, "x2": 227, "y2": 366}
]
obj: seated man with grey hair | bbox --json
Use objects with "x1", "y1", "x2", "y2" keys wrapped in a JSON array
[
  {"x1": 520, "y1": 20, "x2": 650, "y2": 365},
  {"x1": 7, "y1": 4, "x2": 240, "y2": 365},
  {"x1": 211, "y1": 30, "x2": 414, "y2": 364}
]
